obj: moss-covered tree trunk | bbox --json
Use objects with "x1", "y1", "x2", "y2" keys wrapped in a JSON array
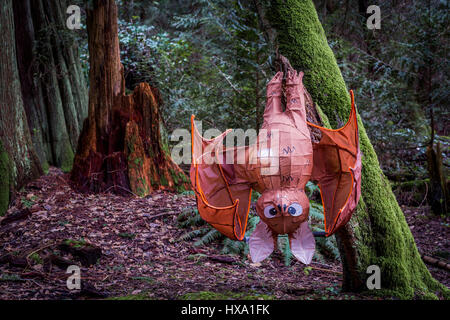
[
  {"x1": 12, "y1": 0, "x2": 88, "y2": 172},
  {"x1": 0, "y1": 0, "x2": 42, "y2": 215},
  {"x1": 260, "y1": 0, "x2": 448, "y2": 299},
  {"x1": 70, "y1": 0, "x2": 189, "y2": 196}
]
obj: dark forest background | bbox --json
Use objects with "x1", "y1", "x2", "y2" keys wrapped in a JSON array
[{"x1": 0, "y1": 0, "x2": 448, "y2": 300}]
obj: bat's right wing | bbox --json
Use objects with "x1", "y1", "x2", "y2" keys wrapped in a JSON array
[{"x1": 307, "y1": 90, "x2": 362, "y2": 236}]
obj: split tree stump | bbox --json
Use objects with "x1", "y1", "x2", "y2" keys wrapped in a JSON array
[{"x1": 70, "y1": 0, "x2": 189, "y2": 196}]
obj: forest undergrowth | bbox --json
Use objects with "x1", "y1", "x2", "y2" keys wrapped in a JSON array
[{"x1": 0, "y1": 168, "x2": 448, "y2": 300}]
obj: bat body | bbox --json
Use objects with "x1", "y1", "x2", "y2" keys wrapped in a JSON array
[{"x1": 190, "y1": 70, "x2": 361, "y2": 264}]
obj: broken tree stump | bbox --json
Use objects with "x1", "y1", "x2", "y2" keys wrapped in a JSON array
[{"x1": 70, "y1": 0, "x2": 189, "y2": 196}]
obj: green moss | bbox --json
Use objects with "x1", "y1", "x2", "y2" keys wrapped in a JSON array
[
  {"x1": 176, "y1": 184, "x2": 186, "y2": 193},
  {"x1": 170, "y1": 168, "x2": 179, "y2": 185},
  {"x1": 160, "y1": 175, "x2": 168, "y2": 187},
  {"x1": 41, "y1": 161, "x2": 50, "y2": 175},
  {"x1": 107, "y1": 292, "x2": 154, "y2": 300},
  {"x1": 171, "y1": 169, "x2": 190, "y2": 193},
  {"x1": 64, "y1": 238, "x2": 87, "y2": 248},
  {"x1": 160, "y1": 122, "x2": 170, "y2": 155},
  {"x1": 133, "y1": 157, "x2": 143, "y2": 167},
  {"x1": 21, "y1": 197, "x2": 35, "y2": 208},
  {"x1": 179, "y1": 172, "x2": 189, "y2": 183},
  {"x1": 179, "y1": 290, "x2": 274, "y2": 300},
  {"x1": 60, "y1": 141, "x2": 74, "y2": 173},
  {"x1": 267, "y1": 0, "x2": 449, "y2": 299},
  {"x1": 268, "y1": 0, "x2": 350, "y2": 128},
  {"x1": 118, "y1": 232, "x2": 136, "y2": 239},
  {"x1": 29, "y1": 252, "x2": 43, "y2": 265},
  {"x1": 0, "y1": 141, "x2": 11, "y2": 216}
]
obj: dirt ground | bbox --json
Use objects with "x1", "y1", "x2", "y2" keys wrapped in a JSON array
[{"x1": 0, "y1": 168, "x2": 448, "y2": 300}]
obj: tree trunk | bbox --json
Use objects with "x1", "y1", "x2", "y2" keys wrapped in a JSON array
[
  {"x1": 12, "y1": 0, "x2": 88, "y2": 172},
  {"x1": 426, "y1": 143, "x2": 448, "y2": 215},
  {"x1": 261, "y1": 0, "x2": 448, "y2": 299},
  {"x1": 413, "y1": 4, "x2": 448, "y2": 216},
  {"x1": 0, "y1": 0, "x2": 42, "y2": 215},
  {"x1": 70, "y1": 0, "x2": 189, "y2": 196}
]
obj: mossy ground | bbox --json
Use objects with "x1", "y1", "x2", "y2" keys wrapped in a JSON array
[
  {"x1": 107, "y1": 290, "x2": 274, "y2": 300},
  {"x1": 107, "y1": 292, "x2": 155, "y2": 300},
  {"x1": 267, "y1": 0, "x2": 449, "y2": 299},
  {"x1": 179, "y1": 291, "x2": 275, "y2": 300}
]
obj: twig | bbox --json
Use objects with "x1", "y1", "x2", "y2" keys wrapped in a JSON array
[
  {"x1": 26, "y1": 242, "x2": 56, "y2": 260},
  {"x1": 418, "y1": 181, "x2": 429, "y2": 208},
  {"x1": 30, "y1": 279, "x2": 44, "y2": 288},
  {"x1": 210, "y1": 59, "x2": 242, "y2": 94},
  {"x1": 103, "y1": 185, "x2": 139, "y2": 197},
  {"x1": 145, "y1": 211, "x2": 177, "y2": 220},
  {"x1": 56, "y1": 175, "x2": 68, "y2": 185},
  {"x1": 310, "y1": 266, "x2": 343, "y2": 275}
]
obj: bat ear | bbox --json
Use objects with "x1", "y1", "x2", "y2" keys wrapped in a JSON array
[
  {"x1": 249, "y1": 220, "x2": 275, "y2": 263},
  {"x1": 289, "y1": 222, "x2": 315, "y2": 265}
]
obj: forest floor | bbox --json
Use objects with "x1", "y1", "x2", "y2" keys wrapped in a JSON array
[{"x1": 0, "y1": 168, "x2": 448, "y2": 300}]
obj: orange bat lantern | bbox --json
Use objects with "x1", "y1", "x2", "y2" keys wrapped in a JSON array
[{"x1": 190, "y1": 70, "x2": 361, "y2": 264}]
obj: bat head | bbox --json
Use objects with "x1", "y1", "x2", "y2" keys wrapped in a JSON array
[
  {"x1": 255, "y1": 188, "x2": 309, "y2": 235},
  {"x1": 250, "y1": 188, "x2": 315, "y2": 265}
]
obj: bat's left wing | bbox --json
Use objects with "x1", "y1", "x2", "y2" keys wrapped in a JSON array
[
  {"x1": 190, "y1": 115, "x2": 252, "y2": 241},
  {"x1": 307, "y1": 90, "x2": 362, "y2": 236}
]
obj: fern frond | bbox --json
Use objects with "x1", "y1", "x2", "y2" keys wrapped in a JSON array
[
  {"x1": 179, "y1": 214, "x2": 205, "y2": 228},
  {"x1": 178, "y1": 227, "x2": 209, "y2": 241},
  {"x1": 177, "y1": 207, "x2": 197, "y2": 222},
  {"x1": 309, "y1": 202, "x2": 324, "y2": 222},
  {"x1": 305, "y1": 181, "x2": 320, "y2": 197},
  {"x1": 276, "y1": 235, "x2": 292, "y2": 266},
  {"x1": 245, "y1": 214, "x2": 259, "y2": 234},
  {"x1": 313, "y1": 250, "x2": 326, "y2": 263},
  {"x1": 194, "y1": 229, "x2": 222, "y2": 247},
  {"x1": 315, "y1": 236, "x2": 340, "y2": 261},
  {"x1": 221, "y1": 237, "x2": 246, "y2": 255}
]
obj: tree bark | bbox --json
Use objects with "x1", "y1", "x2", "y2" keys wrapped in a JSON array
[
  {"x1": 70, "y1": 0, "x2": 189, "y2": 196},
  {"x1": 0, "y1": 0, "x2": 42, "y2": 215},
  {"x1": 12, "y1": 0, "x2": 88, "y2": 172},
  {"x1": 426, "y1": 142, "x2": 448, "y2": 215},
  {"x1": 261, "y1": 0, "x2": 448, "y2": 299}
]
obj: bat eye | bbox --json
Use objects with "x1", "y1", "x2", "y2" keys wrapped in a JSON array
[
  {"x1": 264, "y1": 205, "x2": 278, "y2": 218},
  {"x1": 287, "y1": 203, "x2": 303, "y2": 216}
]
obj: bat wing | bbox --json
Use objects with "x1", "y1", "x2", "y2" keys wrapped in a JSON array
[
  {"x1": 249, "y1": 220, "x2": 315, "y2": 264},
  {"x1": 307, "y1": 90, "x2": 361, "y2": 236},
  {"x1": 190, "y1": 115, "x2": 252, "y2": 241},
  {"x1": 249, "y1": 220, "x2": 275, "y2": 263}
]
